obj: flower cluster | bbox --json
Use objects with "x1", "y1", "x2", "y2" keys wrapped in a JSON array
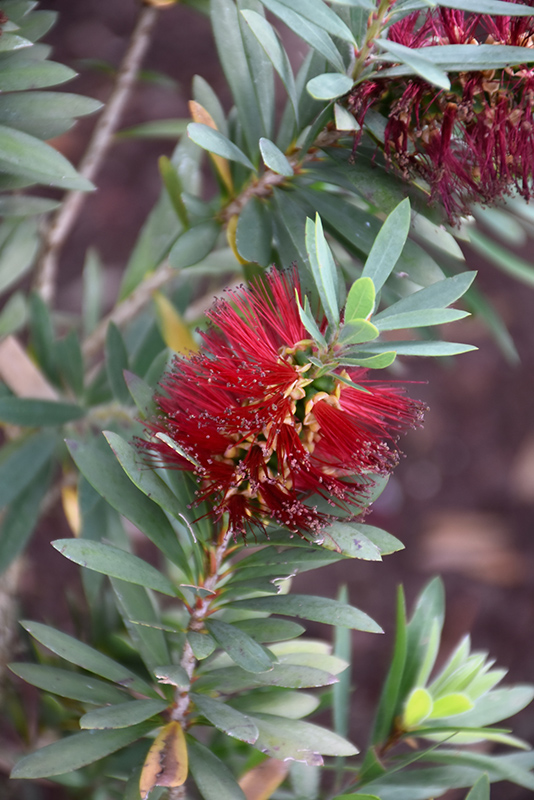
[
  {"x1": 140, "y1": 269, "x2": 424, "y2": 540},
  {"x1": 348, "y1": 3, "x2": 534, "y2": 220}
]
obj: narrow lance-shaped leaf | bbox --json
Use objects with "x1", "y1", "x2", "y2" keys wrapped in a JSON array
[
  {"x1": 376, "y1": 40, "x2": 450, "y2": 90},
  {"x1": 187, "y1": 122, "x2": 254, "y2": 170},
  {"x1": 241, "y1": 10, "x2": 299, "y2": 123},
  {"x1": 362, "y1": 198, "x2": 411, "y2": 292},
  {"x1": 230, "y1": 595, "x2": 383, "y2": 633},
  {"x1": 192, "y1": 692, "x2": 259, "y2": 744},
  {"x1": 206, "y1": 619, "x2": 275, "y2": 673},
  {"x1": 140, "y1": 721, "x2": 188, "y2": 799},
  {"x1": 11, "y1": 723, "x2": 154, "y2": 779},
  {"x1": 80, "y1": 698, "x2": 169, "y2": 730},
  {"x1": 20, "y1": 620, "x2": 158, "y2": 697},
  {"x1": 305, "y1": 214, "x2": 339, "y2": 327},
  {"x1": 52, "y1": 539, "x2": 179, "y2": 597}
]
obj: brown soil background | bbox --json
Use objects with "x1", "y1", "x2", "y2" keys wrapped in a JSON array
[{"x1": 2, "y1": 2, "x2": 534, "y2": 798}]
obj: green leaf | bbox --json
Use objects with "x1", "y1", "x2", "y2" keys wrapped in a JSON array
[
  {"x1": 345, "y1": 277, "x2": 375, "y2": 321},
  {"x1": 0, "y1": 397, "x2": 84, "y2": 426},
  {"x1": 231, "y1": 595, "x2": 383, "y2": 632},
  {"x1": 438, "y1": 685, "x2": 534, "y2": 729},
  {"x1": 0, "y1": 195, "x2": 59, "y2": 216},
  {"x1": 465, "y1": 775, "x2": 490, "y2": 800},
  {"x1": 238, "y1": 0, "x2": 275, "y2": 146},
  {"x1": 0, "y1": 291, "x2": 26, "y2": 337},
  {"x1": 159, "y1": 154, "x2": 189, "y2": 228},
  {"x1": 380, "y1": 43, "x2": 534, "y2": 76},
  {"x1": 0, "y1": 124, "x2": 93, "y2": 190},
  {"x1": 236, "y1": 196, "x2": 273, "y2": 266},
  {"x1": 333, "y1": 585, "x2": 351, "y2": 742},
  {"x1": 403, "y1": 687, "x2": 433, "y2": 727},
  {"x1": 123, "y1": 372, "x2": 157, "y2": 419},
  {"x1": 362, "y1": 198, "x2": 411, "y2": 292},
  {"x1": 56, "y1": 331, "x2": 84, "y2": 397},
  {"x1": 265, "y1": 0, "x2": 356, "y2": 44},
  {"x1": 9, "y1": 664, "x2": 128, "y2": 705},
  {"x1": 241, "y1": 10, "x2": 298, "y2": 122},
  {"x1": 321, "y1": 522, "x2": 382, "y2": 560},
  {"x1": 192, "y1": 692, "x2": 259, "y2": 743},
  {"x1": 376, "y1": 40, "x2": 450, "y2": 90},
  {"x1": 82, "y1": 248, "x2": 102, "y2": 336},
  {"x1": 20, "y1": 620, "x2": 157, "y2": 697},
  {"x1": 295, "y1": 292, "x2": 327, "y2": 347},
  {"x1": 117, "y1": 119, "x2": 188, "y2": 139},
  {"x1": 371, "y1": 586, "x2": 408, "y2": 744},
  {"x1": 211, "y1": 0, "x2": 267, "y2": 158},
  {"x1": 11, "y1": 723, "x2": 154, "y2": 779},
  {"x1": 111, "y1": 578, "x2": 170, "y2": 671},
  {"x1": 187, "y1": 735, "x2": 246, "y2": 800},
  {"x1": 375, "y1": 273, "x2": 477, "y2": 319},
  {"x1": 103, "y1": 432, "x2": 192, "y2": 577},
  {"x1": 0, "y1": 461, "x2": 51, "y2": 573},
  {"x1": 0, "y1": 57, "x2": 76, "y2": 92},
  {"x1": 307, "y1": 73, "x2": 353, "y2": 100},
  {"x1": 305, "y1": 214, "x2": 339, "y2": 327},
  {"x1": 0, "y1": 430, "x2": 55, "y2": 510},
  {"x1": 355, "y1": 340, "x2": 477, "y2": 357},
  {"x1": 428, "y1": 693, "x2": 474, "y2": 719},
  {"x1": 193, "y1": 74, "x2": 228, "y2": 136},
  {"x1": 399, "y1": 578, "x2": 444, "y2": 707},
  {"x1": 339, "y1": 352, "x2": 397, "y2": 369},
  {"x1": 0, "y1": 91, "x2": 101, "y2": 139},
  {"x1": 154, "y1": 664, "x2": 191, "y2": 689},
  {"x1": 259, "y1": 136, "x2": 293, "y2": 177},
  {"x1": 231, "y1": 689, "x2": 319, "y2": 719},
  {"x1": 80, "y1": 699, "x2": 168, "y2": 730},
  {"x1": 196, "y1": 663, "x2": 338, "y2": 692},
  {"x1": 206, "y1": 619, "x2": 275, "y2": 673},
  {"x1": 250, "y1": 713, "x2": 358, "y2": 764},
  {"x1": 468, "y1": 228, "x2": 534, "y2": 287},
  {"x1": 66, "y1": 439, "x2": 187, "y2": 569},
  {"x1": 105, "y1": 322, "x2": 130, "y2": 404},
  {"x1": 0, "y1": 218, "x2": 39, "y2": 294},
  {"x1": 168, "y1": 219, "x2": 220, "y2": 269},
  {"x1": 260, "y1": 0, "x2": 345, "y2": 71},
  {"x1": 187, "y1": 122, "x2": 254, "y2": 169},
  {"x1": 188, "y1": 631, "x2": 216, "y2": 660},
  {"x1": 339, "y1": 318, "x2": 379, "y2": 345},
  {"x1": 375, "y1": 308, "x2": 469, "y2": 331},
  {"x1": 232, "y1": 618, "x2": 305, "y2": 643},
  {"x1": 52, "y1": 539, "x2": 178, "y2": 597},
  {"x1": 438, "y1": 0, "x2": 534, "y2": 14}
]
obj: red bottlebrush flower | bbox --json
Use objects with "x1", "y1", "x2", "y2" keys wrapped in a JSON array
[
  {"x1": 139, "y1": 268, "x2": 424, "y2": 540},
  {"x1": 347, "y1": 2, "x2": 534, "y2": 220}
]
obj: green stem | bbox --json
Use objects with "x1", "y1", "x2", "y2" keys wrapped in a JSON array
[{"x1": 352, "y1": 0, "x2": 393, "y2": 83}]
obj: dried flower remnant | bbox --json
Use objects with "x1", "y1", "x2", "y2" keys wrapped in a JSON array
[
  {"x1": 140, "y1": 269, "x2": 424, "y2": 540},
  {"x1": 347, "y1": 3, "x2": 534, "y2": 220}
]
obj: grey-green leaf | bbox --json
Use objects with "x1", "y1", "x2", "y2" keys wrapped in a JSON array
[
  {"x1": 11, "y1": 723, "x2": 153, "y2": 779},
  {"x1": 362, "y1": 198, "x2": 411, "y2": 292},
  {"x1": 187, "y1": 122, "x2": 254, "y2": 169},
  {"x1": 20, "y1": 620, "x2": 157, "y2": 697},
  {"x1": 376, "y1": 40, "x2": 450, "y2": 90},
  {"x1": 259, "y1": 136, "x2": 293, "y2": 176},
  {"x1": 80, "y1": 699, "x2": 168, "y2": 730},
  {"x1": 240, "y1": 10, "x2": 298, "y2": 122},
  {"x1": 187, "y1": 736, "x2": 246, "y2": 800},
  {"x1": 52, "y1": 539, "x2": 178, "y2": 597},
  {"x1": 231, "y1": 595, "x2": 383, "y2": 632},
  {"x1": 0, "y1": 124, "x2": 93, "y2": 190},
  {"x1": 9, "y1": 664, "x2": 128, "y2": 705},
  {"x1": 206, "y1": 619, "x2": 275, "y2": 673},
  {"x1": 0, "y1": 397, "x2": 85, "y2": 426},
  {"x1": 307, "y1": 73, "x2": 353, "y2": 100},
  {"x1": 236, "y1": 196, "x2": 273, "y2": 266},
  {"x1": 169, "y1": 220, "x2": 220, "y2": 269},
  {"x1": 192, "y1": 692, "x2": 259, "y2": 744}
]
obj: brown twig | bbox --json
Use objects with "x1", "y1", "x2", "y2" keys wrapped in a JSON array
[{"x1": 34, "y1": 5, "x2": 159, "y2": 305}]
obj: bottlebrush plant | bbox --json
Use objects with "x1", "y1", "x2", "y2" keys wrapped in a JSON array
[{"x1": 0, "y1": 1, "x2": 533, "y2": 800}]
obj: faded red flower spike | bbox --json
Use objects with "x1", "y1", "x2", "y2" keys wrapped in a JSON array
[
  {"x1": 140, "y1": 269, "x2": 424, "y2": 540},
  {"x1": 347, "y1": 2, "x2": 534, "y2": 220}
]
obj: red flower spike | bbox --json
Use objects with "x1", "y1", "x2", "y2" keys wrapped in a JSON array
[
  {"x1": 139, "y1": 268, "x2": 424, "y2": 540},
  {"x1": 347, "y1": 1, "x2": 534, "y2": 221}
]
